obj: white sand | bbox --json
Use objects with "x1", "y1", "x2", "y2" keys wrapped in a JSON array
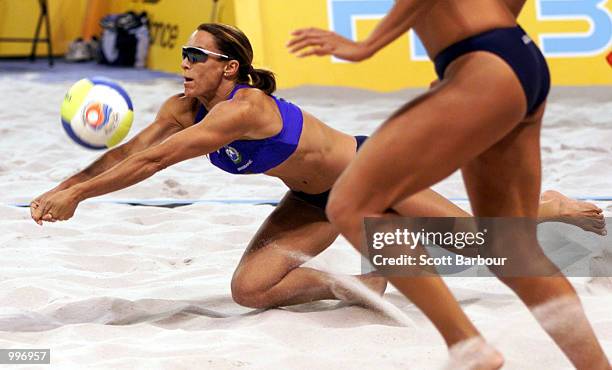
[{"x1": 1, "y1": 74, "x2": 611, "y2": 369}]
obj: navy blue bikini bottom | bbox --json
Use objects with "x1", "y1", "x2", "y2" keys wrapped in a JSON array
[
  {"x1": 292, "y1": 135, "x2": 368, "y2": 211},
  {"x1": 433, "y1": 25, "x2": 550, "y2": 116}
]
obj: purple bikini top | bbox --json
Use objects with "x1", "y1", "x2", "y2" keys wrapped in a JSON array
[{"x1": 194, "y1": 84, "x2": 303, "y2": 174}]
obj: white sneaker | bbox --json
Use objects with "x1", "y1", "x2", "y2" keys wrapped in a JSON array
[{"x1": 65, "y1": 38, "x2": 91, "y2": 62}]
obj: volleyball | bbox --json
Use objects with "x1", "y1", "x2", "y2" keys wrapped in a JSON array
[{"x1": 60, "y1": 77, "x2": 134, "y2": 150}]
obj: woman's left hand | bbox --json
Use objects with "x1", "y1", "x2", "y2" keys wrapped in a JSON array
[
  {"x1": 287, "y1": 28, "x2": 372, "y2": 62},
  {"x1": 31, "y1": 189, "x2": 80, "y2": 225}
]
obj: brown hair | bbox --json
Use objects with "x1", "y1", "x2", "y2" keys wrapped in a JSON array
[{"x1": 197, "y1": 23, "x2": 276, "y2": 94}]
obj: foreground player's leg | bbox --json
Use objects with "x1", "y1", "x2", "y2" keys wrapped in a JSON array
[
  {"x1": 462, "y1": 104, "x2": 609, "y2": 370},
  {"x1": 326, "y1": 51, "x2": 607, "y2": 368}
]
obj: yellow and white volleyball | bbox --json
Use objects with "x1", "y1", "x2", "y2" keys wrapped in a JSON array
[{"x1": 60, "y1": 77, "x2": 134, "y2": 150}]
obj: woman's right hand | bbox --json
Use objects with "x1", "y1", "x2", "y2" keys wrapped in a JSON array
[
  {"x1": 30, "y1": 188, "x2": 61, "y2": 224},
  {"x1": 287, "y1": 28, "x2": 373, "y2": 62}
]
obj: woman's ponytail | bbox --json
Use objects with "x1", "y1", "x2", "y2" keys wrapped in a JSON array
[{"x1": 248, "y1": 67, "x2": 276, "y2": 95}]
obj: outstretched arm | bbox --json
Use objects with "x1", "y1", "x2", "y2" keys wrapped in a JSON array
[
  {"x1": 30, "y1": 95, "x2": 185, "y2": 209},
  {"x1": 358, "y1": 0, "x2": 438, "y2": 58},
  {"x1": 31, "y1": 98, "x2": 255, "y2": 224},
  {"x1": 287, "y1": 0, "x2": 438, "y2": 61}
]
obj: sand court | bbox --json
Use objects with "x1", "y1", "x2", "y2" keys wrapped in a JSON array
[{"x1": 1, "y1": 60, "x2": 611, "y2": 369}]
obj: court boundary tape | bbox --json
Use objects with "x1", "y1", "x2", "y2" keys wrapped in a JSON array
[
  {"x1": 8, "y1": 196, "x2": 612, "y2": 208},
  {"x1": 9, "y1": 198, "x2": 281, "y2": 208}
]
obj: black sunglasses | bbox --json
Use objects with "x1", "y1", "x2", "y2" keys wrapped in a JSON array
[{"x1": 181, "y1": 46, "x2": 230, "y2": 63}]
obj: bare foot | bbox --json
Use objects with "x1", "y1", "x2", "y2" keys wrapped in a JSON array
[
  {"x1": 445, "y1": 337, "x2": 504, "y2": 370},
  {"x1": 329, "y1": 272, "x2": 387, "y2": 307},
  {"x1": 540, "y1": 190, "x2": 606, "y2": 235}
]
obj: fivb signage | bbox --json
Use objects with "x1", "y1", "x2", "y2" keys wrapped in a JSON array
[
  {"x1": 537, "y1": 0, "x2": 612, "y2": 56},
  {"x1": 328, "y1": 0, "x2": 612, "y2": 60}
]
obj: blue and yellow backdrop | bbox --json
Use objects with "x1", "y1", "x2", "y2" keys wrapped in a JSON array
[{"x1": 1, "y1": 0, "x2": 610, "y2": 90}]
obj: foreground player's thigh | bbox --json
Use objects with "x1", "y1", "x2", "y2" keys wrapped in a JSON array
[
  {"x1": 328, "y1": 51, "x2": 529, "y2": 217},
  {"x1": 462, "y1": 103, "x2": 545, "y2": 218}
]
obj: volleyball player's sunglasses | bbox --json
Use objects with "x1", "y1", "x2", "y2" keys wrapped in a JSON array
[{"x1": 182, "y1": 46, "x2": 230, "y2": 63}]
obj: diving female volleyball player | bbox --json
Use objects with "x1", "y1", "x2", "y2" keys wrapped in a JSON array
[{"x1": 288, "y1": 0, "x2": 609, "y2": 368}]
